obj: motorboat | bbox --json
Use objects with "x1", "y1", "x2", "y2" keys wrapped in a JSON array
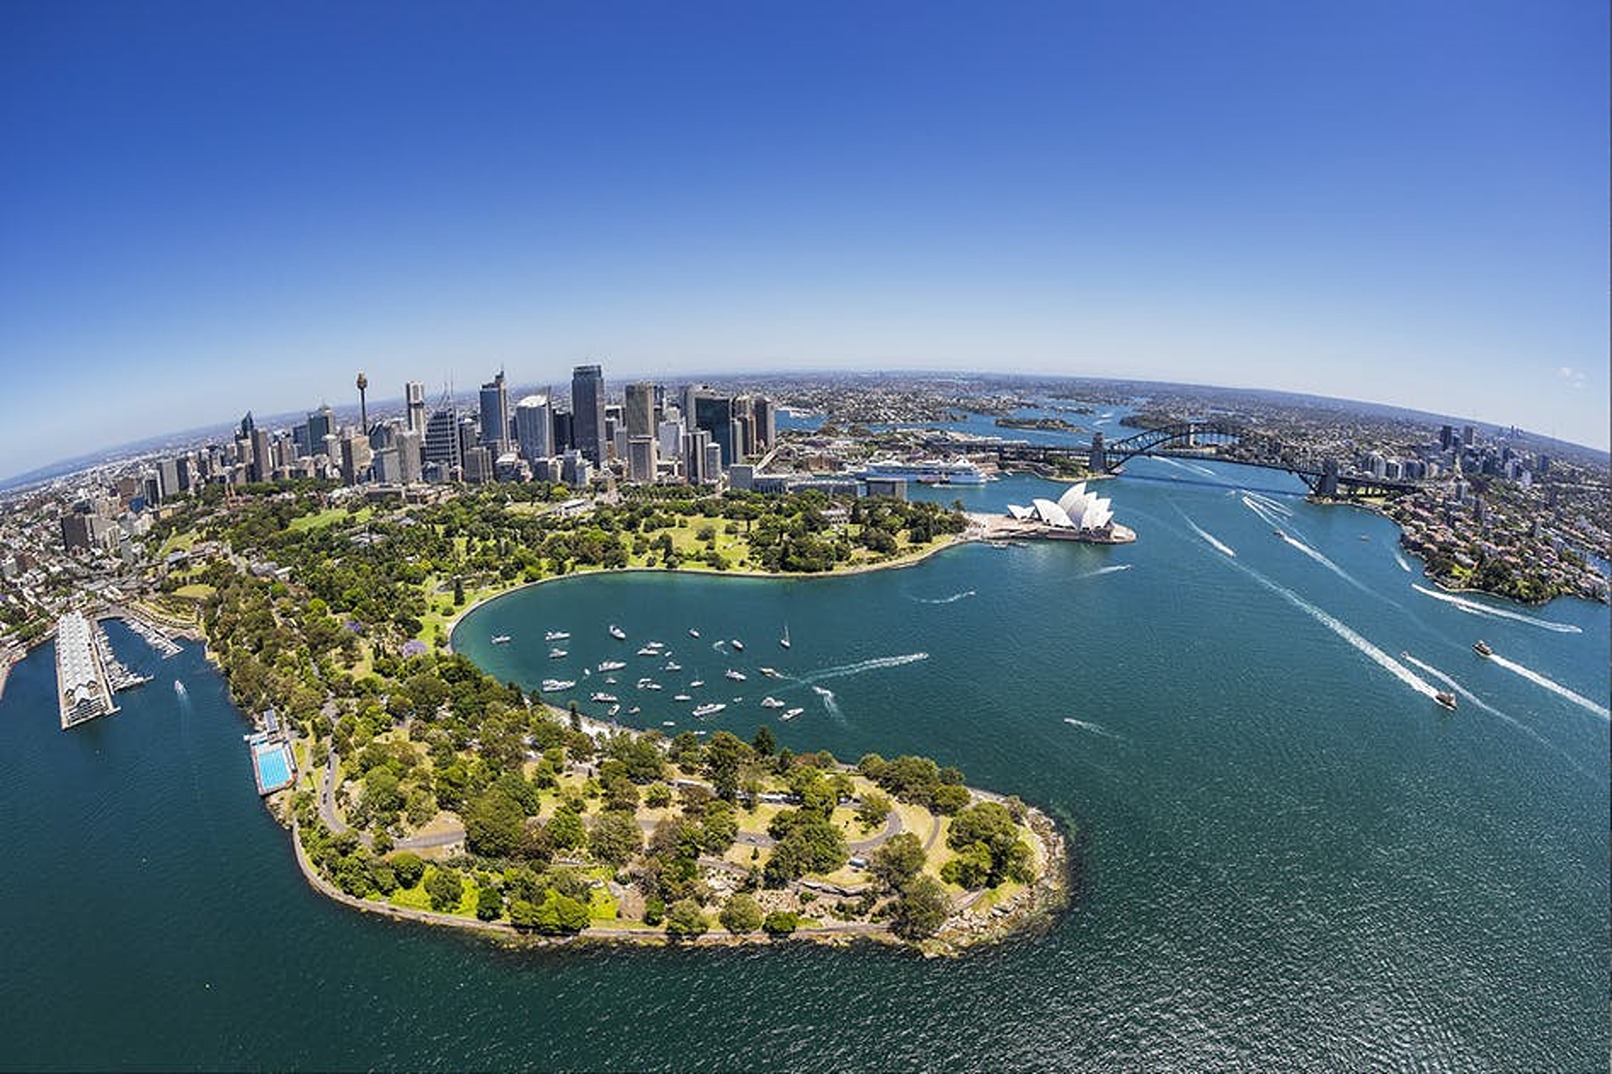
[
  {"x1": 590, "y1": 692, "x2": 618, "y2": 703},
  {"x1": 540, "y1": 679, "x2": 575, "y2": 692},
  {"x1": 597, "y1": 659, "x2": 626, "y2": 672},
  {"x1": 545, "y1": 631, "x2": 570, "y2": 641},
  {"x1": 609, "y1": 624, "x2": 626, "y2": 640},
  {"x1": 688, "y1": 628, "x2": 700, "y2": 638},
  {"x1": 1434, "y1": 692, "x2": 1457, "y2": 712},
  {"x1": 1473, "y1": 640, "x2": 1493, "y2": 657},
  {"x1": 724, "y1": 669, "x2": 747, "y2": 681},
  {"x1": 781, "y1": 707, "x2": 804, "y2": 720},
  {"x1": 491, "y1": 634, "x2": 511, "y2": 644},
  {"x1": 692, "y1": 702, "x2": 727, "y2": 717},
  {"x1": 760, "y1": 697, "x2": 784, "y2": 708},
  {"x1": 730, "y1": 639, "x2": 745, "y2": 651},
  {"x1": 549, "y1": 648, "x2": 568, "y2": 659},
  {"x1": 779, "y1": 624, "x2": 791, "y2": 649}
]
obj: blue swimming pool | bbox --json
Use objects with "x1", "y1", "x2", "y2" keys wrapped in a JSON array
[{"x1": 251, "y1": 742, "x2": 292, "y2": 793}]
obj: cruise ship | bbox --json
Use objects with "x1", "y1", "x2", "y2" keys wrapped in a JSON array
[{"x1": 859, "y1": 457, "x2": 991, "y2": 485}]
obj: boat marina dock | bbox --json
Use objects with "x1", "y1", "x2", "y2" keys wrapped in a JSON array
[{"x1": 114, "y1": 615, "x2": 183, "y2": 658}]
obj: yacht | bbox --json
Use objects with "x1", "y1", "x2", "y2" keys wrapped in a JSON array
[
  {"x1": 724, "y1": 669, "x2": 747, "y2": 681},
  {"x1": 549, "y1": 648, "x2": 568, "y2": 659},
  {"x1": 1473, "y1": 640, "x2": 1493, "y2": 657},
  {"x1": 730, "y1": 639, "x2": 745, "y2": 651},
  {"x1": 545, "y1": 630, "x2": 570, "y2": 641},
  {"x1": 760, "y1": 697, "x2": 784, "y2": 708},
  {"x1": 637, "y1": 646, "x2": 661, "y2": 656},
  {"x1": 541, "y1": 679, "x2": 575, "y2": 692},
  {"x1": 597, "y1": 659, "x2": 627, "y2": 672},
  {"x1": 688, "y1": 679, "x2": 705, "y2": 688},
  {"x1": 608, "y1": 624, "x2": 626, "y2": 640},
  {"x1": 673, "y1": 693, "x2": 692, "y2": 702},
  {"x1": 692, "y1": 702, "x2": 727, "y2": 717},
  {"x1": 758, "y1": 667, "x2": 780, "y2": 678},
  {"x1": 688, "y1": 628, "x2": 701, "y2": 638},
  {"x1": 662, "y1": 720, "x2": 676, "y2": 727},
  {"x1": 590, "y1": 692, "x2": 618, "y2": 703},
  {"x1": 491, "y1": 634, "x2": 512, "y2": 645},
  {"x1": 664, "y1": 661, "x2": 682, "y2": 672},
  {"x1": 1434, "y1": 692, "x2": 1457, "y2": 712},
  {"x1": 781, "y1": 707, "x2": 804, "y2": 721}
]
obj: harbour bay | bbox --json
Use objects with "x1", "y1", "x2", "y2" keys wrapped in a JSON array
[{"x1": 1, "y1": 464, "x2": 1606, "y2": 1069}]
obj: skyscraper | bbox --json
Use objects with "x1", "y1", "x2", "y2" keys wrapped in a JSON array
[
  {"x1": 690, "y1": 391, "x2": 737, "y2": 468},
  {"x1": 423, "y1": 406, "x2": 462, "y2": 470},
  {"x1": 625, "y1": 382, "x2": 655, "y2": 439},
  {"x1": 571, "y1": 364, "x2": 606, "y2": 465},
  {"x1": 405, "y1": 382, "x2": 427, "y2": 436},
  {"x1": 514, "y1": 394, "x2": 554, "y2": 462},
  {"x1": 306, "y1": 405, "x2": 334, "y2": 456},
  {"x1": 356, "y1": 371, "x2": 369, "y2": 433},
  {"x1": 479, "y1": 369, "x2": 510, "y2": 454}
]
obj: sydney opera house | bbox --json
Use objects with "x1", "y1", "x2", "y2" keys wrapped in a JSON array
[{"x1": 985, "y1": 482, "x2": 1136, "y2": 543}]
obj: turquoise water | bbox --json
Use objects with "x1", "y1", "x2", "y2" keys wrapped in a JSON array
[
  {"x1": 1, "y1": 464, "x2": 1606, "y2": 1069},
  {"x1": 252, "y1": 741, "x2": 292, "y2": 790}
]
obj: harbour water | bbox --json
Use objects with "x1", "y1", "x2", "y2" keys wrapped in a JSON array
[{"x1": 1, "y1": 465, "x2": 1606, "y2": 1069}]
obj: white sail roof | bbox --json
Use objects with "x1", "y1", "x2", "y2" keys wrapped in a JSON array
[
  {"x1": 1056, "y1": 483, "x2": 1088, "y2": 517},
  {"x1": 1031, "y1": 498, "x2": 1075, "y2": 528}
]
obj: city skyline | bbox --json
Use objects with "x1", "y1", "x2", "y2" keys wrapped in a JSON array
[{"x1": 2, "y1": 2, "x2": 1606, "y2": 481}]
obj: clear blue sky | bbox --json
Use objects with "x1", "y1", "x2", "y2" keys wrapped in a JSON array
[{"x1": 2, "y1": 1, "x2": 1606, "y2": 477}]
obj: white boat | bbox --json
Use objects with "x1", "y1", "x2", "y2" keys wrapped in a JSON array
[
  {"x1": 664, "y1": 661, "x2": 682, "y2": 671},
  {"x1": 758, "y1": 667, "x2": 780, "y2": 677},
  {"x1": 604, "y1": 676, "x2": 617, "y2": 684},
  {"x1": 730, "y1": 639, "x2": 745, "y2": 651},
  {"x1": 590, "y1": 692, "x2": 618, "y2": 703},
  {"x1": 549, "y1": 648, "x2": 568, "y2": 659},
  {"x1": 781, "y1": 707, "x2": 804, "y2": 720},
  {"x1": 597, "y1": 659, "x2": 626, "y2": 672},
  {"x1": 541, "y1": 679, "x2": 576, "y2": 692},
  {"x1": 662, "y1": 720, "x2": 676, "y2": 727},
  {"x1": 673, "y1": 694, "x2": 692, "y2": 702},
  {"x1": 724, "y1": 669, "x2": 747, "y2": 681},
  {"x1": 642, "y1": 682, "x2": 663, "y2": 691},
  {"x1": 608, "y1": 704, "x2": 620, "y2": 717},
  {"x1": 692, "y1": 702, "x2": 727, "y2": 717},
  {"x1": 628, "y1": 706, "x2": 641, "y2": 715},
  {"x1": 637, "y1": 646, "x2": 660, "y2": 656},
  {"x1": 760, "y1": 697, "x2": 784, "y2": 708},
  {"x1": 545, "y1": 630, "x2": 570, "y2": 641},
  {"x1": 608, "y1": 624, "x2": 626, "y2": 640},
  {"x1": 688, "y1": 628, "x2": 700, "y2": 638},
  {"x1": 174, "y1": 680, "x2": 186, "y2": 695},
  {"x1": 688, "y1": 679, "x2": 705, "y2": 688},
  {"x1": 491, "y1": 634, "x2": 512, "y2": 645},
  {"x1": 779, "y1": 624, "x2": 791, "y2": 649}
]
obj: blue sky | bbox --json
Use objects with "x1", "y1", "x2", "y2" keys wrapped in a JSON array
[{"x1": 1, "y1": 1, "x2": 1606, "y2": 477}]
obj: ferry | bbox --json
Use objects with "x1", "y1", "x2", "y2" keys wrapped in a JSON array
[
  {"x1": 549, "y1": 648, "x2": 568, "y2": 659},
  {"x1": 541, "y1": 679, "x2": 575, "y2": 692},
  {"x1": 1434, "y1": 692, "x2": 1458, "y2": 712},
  {"x1": 590, "y1": 692, "x2": 618, "y2": 703},
  {"x1": 1473, "y1": 640, "x2": 1493, "y2": 657},
  {"x1": 597, "y1": 659, "x2": 627, "y2": 672},
  {"x1": 692, "y1": 702, "x2": 727, "y2": 717},
  {"x1": 724, "y1": 669, "x2": 747, "y2": 681},
  {"x1": 730, "y1": 639, "x2": 745, "y2": 651},
  {"x1": 760, "y1": 697, "x2": 784, "y2": 708},
  {"x1": 608, "y1": 624, "x2": 626, "y2": 640},
  {"x1": 491, "y1": 634, "x2": 512, "y2": 645},
  {"x1": 781, "y1": 707, "x2": 804, "y2": 721},
  {"x1": 545, "y1": 630, "x2": 570, "y2": 641},
  {"x1": 859, "y1": 458, "x2": 990, "y2": 485}
]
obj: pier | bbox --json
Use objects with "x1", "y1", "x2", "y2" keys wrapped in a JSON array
[{"x1": 55, "y1": 611, "x2": 119, "y2": 729}]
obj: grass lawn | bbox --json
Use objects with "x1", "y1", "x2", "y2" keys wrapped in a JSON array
[
  {"x1": 288, "y1": 506, "x2": 373, "y2": 533},
  {"x1": 172, "y1": 583, "x2": 217, "y2": 600},
  {"x1": 158, "y1": 528, "x2": 199, "y2": 557}
]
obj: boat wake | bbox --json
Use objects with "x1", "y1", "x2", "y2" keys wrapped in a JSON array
[
  {"x1": 1077, "y1": 564, "x2": 1134, "y2": 579},
  {"x1": 711, "y1": 639, "x2": 727, "y2": 651},
  {"x1": 1241, "y1": 490, "x2": 1294, "y2": 518},
  {"x1": 811, "y1": 685, "x2": 842, "y2": 718},
  {"x1": 1158, "y1": 456, "x2": 1217, "y2": 478},
  {"x1": 1062, "y1": 716, "x2": 1123, "y2": 740},
  {"x1": 798, "y1": 652, "x2": 930, "y2": 685},
  {"x1": 1393, "y1": 551, "x2": 1413, "y2": 573},
  {"x1": 911, "y1": 589, "x2": 976, "y2": 605},
  {"x1": 1232, "y1": 561, "x2": 1439, "y2": 701},
  {"x1": 1276, "y1": 530, "x2": 1366, "y2": 590},
  {"x1": 1185, "y1": 518, "x2": 1236, "y2": 557},
  {"x1": 1241, "y1": 494, "x2": 1290, "y2": 531},
  {"x1": 1411, "y1": 585, "x2": 1582, "y2": 634},
  {"x1": 1487, "y1": 653, "x2": 1610, "y2": 720}
]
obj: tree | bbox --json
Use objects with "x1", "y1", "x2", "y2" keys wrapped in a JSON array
[
  {"x1": 868, "y1": 832, "x2": 926, "y2": 892},
  {"x1": 751, "y1": 724, "x2": 776, "y2": 757},
  {"x1": 857, "y1": 790, "x2": 892, "y2": 831},
  {"x1": 476, "y1": 884, "x2": 504, "y2": 921},
  {"x1": 547, "y1": 806, "x2": 587, "y2": 850},
  {"x1": 891, "y1": 874, "x2": 950, "y2": 940},
  {"x1": 703, "y1": 731, "x2": 749, "y2": 800},
  {"x1": 424, "y1": 866, "x2": 464, "y2": 912},
  {"x1": 531, "y1": 889, "x2": 591, "y2": 934},
  {"x1": 390, "y1": 851, "x2": 425, "y2": 888},
  {"x1": 940, "y1": 842, "x2": 993, "y2": 889},
  {"x1": 664, "y1": 898, "x2": 709, "y2": 938},
  {"x1": 930, "y1": 783, "x2": 972, "y2": 815},
  {"x1": 588, "y1": 809, "x2": 643, "y2": 865},
  {"x1": 946, "y1": 801, "x2": 1033, "y2": 886},
  {"x1": 762, "y1": 910, "x2": 802, "y2": 936},
  {"x1": 718, "y1": 892, "x2": 764, "y2": 934},
  {"x1": 463, "y1": 788, "x2": 527, "y2": 858}
]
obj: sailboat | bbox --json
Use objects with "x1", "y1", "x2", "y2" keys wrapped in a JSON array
[{"x1": 779, "y1": 623, "x2": 791, "y2": 649}]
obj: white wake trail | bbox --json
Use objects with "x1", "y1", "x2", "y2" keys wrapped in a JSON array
[
  {"x1": 1241, "y1": 495, "x2": 1288, "y2": 531},
  {"x1": 799, "y1": 652, "x2": 930, "y2": 685},
  {"x1": 1063, "y1": 716, "x2": 1124, "y2": 740},
  {"x1": 1394, "y1": 551, "x2": 1413, "y2": 573},
  {"x1": 811, "y1": 685, "x2": 842, "y2": 718},
  {"x1": 1243, "y1": 490, "x2": 1294, "y2": 518},
  {"x1": 1411, "y1": 585, "x2": 1583, "y2": 634},
  {"x1": 1488, "y1": 654, "x2": 1610, "y2": 720},
  {"x1": 911, "y1": 590, "x2": 976, "y2": 605},
  {"x1": 1077, "y1": 564, "x2": 1134, "y2": 578},
  {"x1": 1186, "y1": 518, "x2": 1236, "y2": 557}
]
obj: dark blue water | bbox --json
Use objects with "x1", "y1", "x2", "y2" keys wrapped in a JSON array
[{"x1": 2, "y1": 462, "x2": 1607, "y2": 1070}]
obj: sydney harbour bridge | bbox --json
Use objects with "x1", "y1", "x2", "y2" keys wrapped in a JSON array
[{"x1": 975, "y1": 420, "x2": 1422, "y2": 500}]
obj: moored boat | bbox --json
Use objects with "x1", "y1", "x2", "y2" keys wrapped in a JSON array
[
  {"x1": 491, "y1": 634, "x2": 511, "y2": 644},
  {"x1": 692, "y1": 702, "x2": 727, "y2": 717},
  {"x1": 608, "y1": 624, "x2": 626, "y2": 640}
]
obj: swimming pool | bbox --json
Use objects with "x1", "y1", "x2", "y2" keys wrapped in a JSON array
[{"x1": 251, "y1": 741, "x2": 293, "y2": 794}]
